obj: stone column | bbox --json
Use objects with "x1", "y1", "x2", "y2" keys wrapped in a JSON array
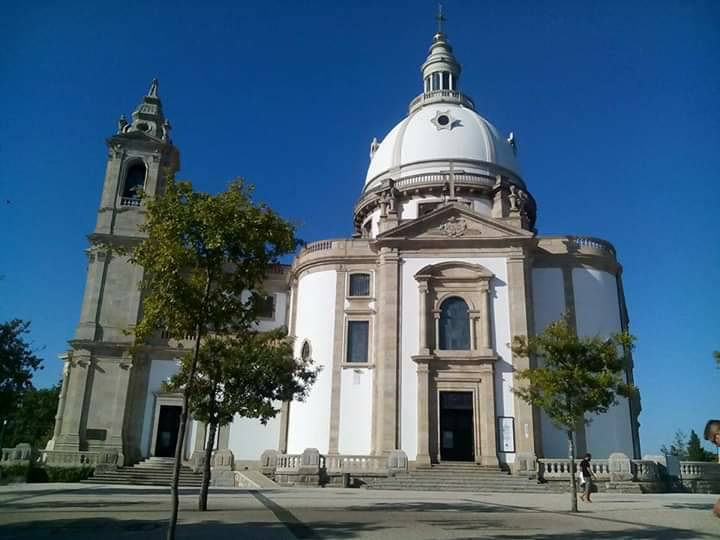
[
  {"x1": 418, "y1": 282, "x2": 430, "y2": 355},
  {"x1": 54, "y1": 350, "x2": 92, "y2": 451},
  {"x1": 213, "y1": 424, "x2": 234, "y2": 471},
  {"x1": 47, "y1": 358, "x2": 71, "y2": 449},
  {"x1": 373, "y1": 249, "x2": 400, "y2": 455},
  {"x1": 507, "y1": 255, "x2": 539, "y2": 458},
  {"x1": 328, "y1": 270, "x2": 346, "y2": 454},
  {"x1": 75, "y1": 249, "x2": 107, "y2": 341},
  {"x1": 278, "y1": 403, "x2": 290, "y2": 453},
  {"x1": 561, "y1": 265, "x2": 586, "y2": 455},
  {"x1": 478, "y1": 282, "x2": 493, "y2": 355},
  {"x1": 107, "y1": 359, "x2": 132, "y2": 463},
  {"x1": 415, "y1": 359, "x2": 431, "y2": 467},
  {"x1": 478, "y1": 367, "x2": 498, "y2": 466}
]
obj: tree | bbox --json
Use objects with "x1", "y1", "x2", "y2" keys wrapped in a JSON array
[
  {"x1": 0, "y1": 319, "x2": 43, "y2": 443},
  {"x1": 686, "y1": 430, "x2": 716, "y2": 462},
  {"x1": 130, "y1": 178, "x2": 299, "y2": 540},
  {"x1": 511, "y1": 316, "x2": 637, "y2": 513},
  {"x1": 165, "y1": 330, "x2": 318, "y2": 511},
  {"x1": 5, "y1": 384, "x2": 60, "y2": 449},
  {"x1": 714, "y1": 350, "x2": 720, "y2": 369},
  {"x1": 660, "y1": 430, "x2": 688, "y2": 459}
]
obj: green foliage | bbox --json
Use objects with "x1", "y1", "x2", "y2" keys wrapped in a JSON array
[
  {"x1": 660, "y1": 430, "x2": 688, "y2": 459},
  {"x1": 164, "y1": 329, "x2": 319, "y2": 427},
  {"x1": 0, "y1": 320, "x2": 43, "y2": 422},
  {"x1": 43, "y1": 466, "x2": 94, "y2": 482},
  {"x1": 511, "y1": 316, "x2": 638, "y2": 432},
  {"x1": 686, "y1": 430, "x2": 716, "y2": 462},
  {"x1": 130, "y1": 178, "x2": 300, "y2": 346},
  {"x1": 714, "y1": 350, "x2": 720, "y2": 369},
  {"x1": 0, "y1": 464, "x2": 94, "y2": 483},
  {"x1": 5, "y1": 384, "x2": 60, "y2": 449},
  {"x1": 0, "y1": 463, "x2": 31, "y2": 483}
]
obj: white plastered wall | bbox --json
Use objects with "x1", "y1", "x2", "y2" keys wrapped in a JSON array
[
  {"x1": 140, "y1": 359, "x2": 180, "y2": 457},
  {"x1": 229, "y1": 412, "x2": 281, "y2": 460},
  {"x1": 531, "y1": 268, "x2": 569, "y2": 458},
  {"x1": 573, "y1": 268, "x2": 634, "y2": 458},
  {"x1": 286, "y1": 269, "x2": 337, "y2": 454},
  {"x1": 399, "y1": 256, "x2": 513, "y2": 462},
  {"x1": 338, "y1": 368, "x2": 373, "y2": 454}
]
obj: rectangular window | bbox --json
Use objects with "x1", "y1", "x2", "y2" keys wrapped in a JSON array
[
  {"x1": 349, "y1": 273, "x2": 370, "y2": 297},
  {"x1": 257, "y1": 295, "x2": 275, "y2": 319},
  {"x1": 346, "y1": 321, "x2": 369, "y2": 363}
]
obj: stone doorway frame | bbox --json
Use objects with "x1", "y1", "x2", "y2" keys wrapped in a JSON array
[{"x1": 149, "y1": 392, "x2": 192, "y2": 460}]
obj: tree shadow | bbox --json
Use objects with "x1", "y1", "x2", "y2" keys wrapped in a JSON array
[
  {"x1": 484, "y1": 526, "x2": 705, "y2": 539},
  {"x1": 0, "y1": 518, "x2": 392, "y2": 540},
  {"x1": 344, "y1": 501, "x2": 519, "y2": 513}
]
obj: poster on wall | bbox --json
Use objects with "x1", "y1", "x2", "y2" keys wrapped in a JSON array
[{"x1": 497, "y1": 416, "x2": 515, "y2": 453}]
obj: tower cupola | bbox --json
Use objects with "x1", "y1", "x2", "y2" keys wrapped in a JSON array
[{"x1": 117, "y1": 79, "x2": 171, "y2": 142}]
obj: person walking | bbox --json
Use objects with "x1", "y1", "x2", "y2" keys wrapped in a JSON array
[{"x1": 579, "y1": 453, "x2": 597, "y2": 502}]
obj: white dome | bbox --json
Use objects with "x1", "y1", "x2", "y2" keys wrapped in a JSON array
[{"x1": 364, "y1": 103, "x2": 521, "y2": 191}]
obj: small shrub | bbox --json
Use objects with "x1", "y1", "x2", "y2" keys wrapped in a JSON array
[
  {"x1": 44, "y1": 466, "x2": 94, "y2": 483},
  {"x1": 0, "y1": 464, "x2": 31, "y2": 483}
]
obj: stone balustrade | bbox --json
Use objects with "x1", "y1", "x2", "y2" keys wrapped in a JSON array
[
  {"x1": 1, "y1": 444, "x2": 37, "y2": 465},
  {"x1": 538, "y1": 458, "x2": 610, "y2": 480},
  {"x1": 324, "y1": 454, "x2": 388, "y2": 474},
  {"x1": 680, "y1": 461, "x2": 720, "y2": 480}
]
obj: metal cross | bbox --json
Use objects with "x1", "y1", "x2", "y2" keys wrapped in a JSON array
[{"x1": 436, "y1": 4, "x2": 446, "y2": 34}]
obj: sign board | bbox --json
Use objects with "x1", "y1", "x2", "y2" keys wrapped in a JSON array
[{"x1": 497, "y1": 416, "x2": 515, "y2": 453}]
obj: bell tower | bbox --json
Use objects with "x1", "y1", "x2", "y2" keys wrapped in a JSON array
[{"x1": 47, "y1": 81, "x2": 179, "y2": 462}]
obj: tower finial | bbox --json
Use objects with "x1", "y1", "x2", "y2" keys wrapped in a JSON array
[
  {"x1": 148, "y1": 78, "x2": 159, "y2": 98},
  {"x1": 436, "y1": 4, "x2": 446, "y2": 34}
]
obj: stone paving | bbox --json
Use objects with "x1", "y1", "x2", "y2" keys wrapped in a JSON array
[{"x1": 0, "y1": 483, "x2": 718, "y2": 539}]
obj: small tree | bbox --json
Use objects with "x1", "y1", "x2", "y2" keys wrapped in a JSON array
[
  {"x1": 660, "y1": 430, "x2": 689, "y2": 460},
  {"x1": 0, "y1": 320, "x2": 43, "y2": 443},
  {"x1": 687, "y1": 430, "x2": 716, "y2": 462},
  {"x1": 714, "y1": 351, "x2": 720, "y2": 369},
  {"x1": 130, "y1": 178, "x2": 299, "y2": 540},
  {"x1": 6, "y1": 384, "x2": 60, "y2": 449},
  {"x1": 511, "y1": 316, "x2": 637, "y2": 513},
  {"x1": 165, "y1": 330, "x2": 318, "y2": 511}
]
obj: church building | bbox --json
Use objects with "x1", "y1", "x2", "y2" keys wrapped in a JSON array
[{"x1": 45, "y1": 24, "x2": 641, "y2": 473}]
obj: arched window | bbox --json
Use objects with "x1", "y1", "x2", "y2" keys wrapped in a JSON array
[
  {"x1": 122, "y1": 163, "x2": 146, "y2": 199},
  {"x1": 439, "y1": 297, "x2": 470, "y2": 350}
]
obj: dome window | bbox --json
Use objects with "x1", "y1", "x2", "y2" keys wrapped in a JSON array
[{"x1": 437, "y1": 115, "x2": 450, "y2": 126}]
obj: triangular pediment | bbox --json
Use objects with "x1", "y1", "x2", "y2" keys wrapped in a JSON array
[{"x1": 377, "y1": 203, "x2": 535, "y2": 241}]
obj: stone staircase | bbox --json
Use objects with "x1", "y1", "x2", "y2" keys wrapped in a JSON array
[
  {"x1": 367, "y1": 462, "x2": 557, "y2": 493},
  {"x1": 83, "y1": 457, "x2": 203, "y2": 487}
]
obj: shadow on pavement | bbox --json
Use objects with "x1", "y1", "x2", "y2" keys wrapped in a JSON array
[
  {"x1": 482, "y1": 526, "x2": 705, "y2": 540},
  {"x1": 0, "y1": 517, "x2": 394, "y2": 540}
]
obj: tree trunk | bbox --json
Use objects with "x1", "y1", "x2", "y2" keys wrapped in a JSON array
[
  {"x1": 568, "y1": 430, "x2": 578, "y2": 513},
  {"x1": 167, "y1": 275, "x2": 212, "y2": 540},
  {"x1": 199, "y1": 421, "x2": 217, "y2": 511}
]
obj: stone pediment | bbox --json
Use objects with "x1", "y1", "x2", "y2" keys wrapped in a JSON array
[{"x1": 377, "y1": 203, "x2": 534, "y2": 242}]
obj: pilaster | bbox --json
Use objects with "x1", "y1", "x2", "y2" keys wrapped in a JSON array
[
  {"x1": 54, "y1": 350, "x2": 92, "y2": 451},
  {"x1": 507, "y1": 255, "x2": 538, "y2": 457},
  {"x1": 107, "y1": 358, "x2": 133, "y2": 463},
  {"x1": 373, "y1": 249, "x2": 400, "y2": 454},
  {"x1": 413, "y1": 356, "x2": 432, "y2": 466},
  {"x1": 328, "y1": 270, "x2": 346, "y2": 454}
]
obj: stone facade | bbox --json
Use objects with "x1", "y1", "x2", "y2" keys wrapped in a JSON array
[{"x1": 48, "y1": 26, "x2": 642, "y2": 482}]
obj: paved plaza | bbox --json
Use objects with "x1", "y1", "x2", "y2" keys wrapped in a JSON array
[{"x1": 0, "y1": 484, "x2": 717, "y2": 539}]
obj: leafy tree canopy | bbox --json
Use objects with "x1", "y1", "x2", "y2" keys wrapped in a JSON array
[
  {"x1": 512, "y1": 316, "x2": 637, "y2": 432},
  {"x1": 5, "y1": 384, "x2": 60, "y2": 449},
  {"x1": 164, "y1": 329, "x2": 319, "y2": 427},
  {"x1": 131, "y1": 178, "x2": 300, "y2": 346},
  {"x1": 0, "y1": 320, "x2": 43, "y2": 421}
]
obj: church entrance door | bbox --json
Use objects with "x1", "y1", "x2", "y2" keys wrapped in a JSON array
[
  {"x1": 154, "y1": 405, "x2": 181, "y2": 457},
  {"x1": 439, "y1": 391, "x2": 475, "y2": 461}
]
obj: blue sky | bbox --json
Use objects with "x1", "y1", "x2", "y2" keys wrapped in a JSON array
[{"x1": 1, "y1": 0, "x2": 718, "y2": 455}]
